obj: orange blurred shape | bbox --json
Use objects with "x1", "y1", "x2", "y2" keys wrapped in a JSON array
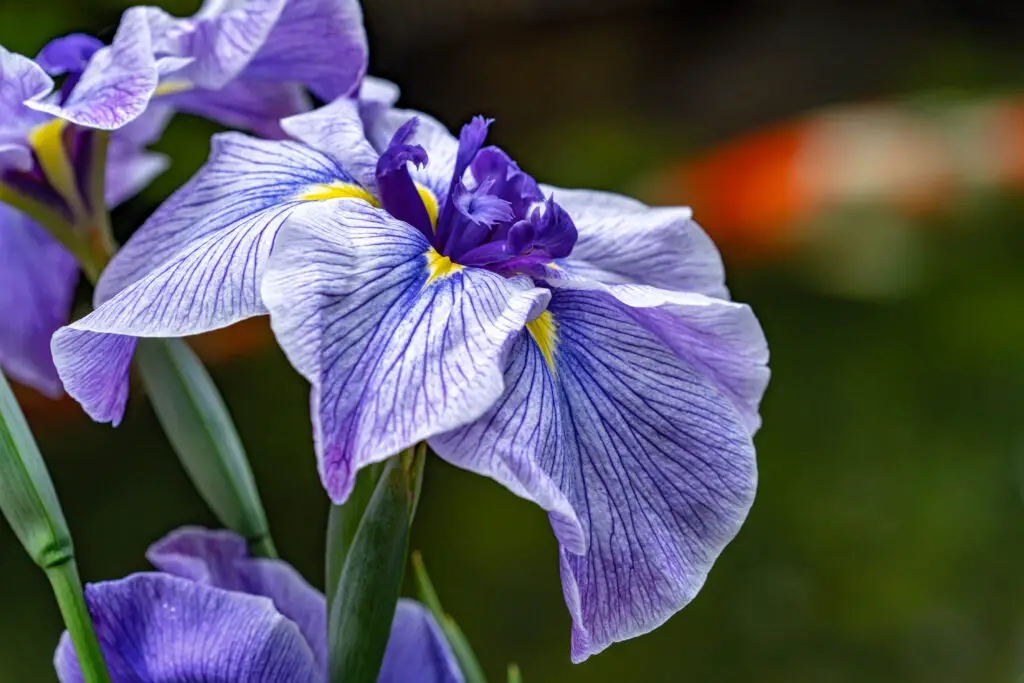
[
  {"x1": 646, "y1": 96, "x2": 1024, "y2": 260},
  {"x1": 649, "y1": 120, "x2": 816, "y2": 259}
]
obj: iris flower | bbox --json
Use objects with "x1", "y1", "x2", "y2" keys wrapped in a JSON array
[
  {"x1": 54, "y1": 100, "x2": 769, "y2": 660},
  {"x1": 54, "y1": 528, "x2": 462, "y2": 682},
  {"x1": 0, "y1": 28, "x2": 168, "y2": 395},
  {"x1": 1, "y1": 0, "x2": 368, "y2": 395},
  {"x1": 35, "y1": 0, "x2": 370, "y2": 137}
]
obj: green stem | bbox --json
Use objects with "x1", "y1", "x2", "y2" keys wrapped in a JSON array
[
  {"x1": 0, "y1": 372, "x2": 110, "y2": 683},
  {"x1": 46, "y1": 561, "x2": 111, "y2": 683}
]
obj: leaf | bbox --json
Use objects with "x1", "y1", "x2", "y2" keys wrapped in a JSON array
[
  {"x1": 327, "y1": 456, "x2": 412, "y2": 683},
  {"x1": 135, "y1": 338, "x2": 275, "y2": 556}
]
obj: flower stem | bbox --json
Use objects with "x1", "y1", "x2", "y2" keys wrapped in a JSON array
[
  {"x1": 46, "y1": 560, "x2": 110, "y2": 683},
  {"x1": 0, "y1": 371, "x2": 111, "y2": 683}
]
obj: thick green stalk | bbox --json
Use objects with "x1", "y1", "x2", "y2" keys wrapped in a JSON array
[
  {"x1": 327, "y1": 446, "x2": 427, "y2": 683},
  {"x1": 136, "y1": 338, "x2": 276, "y2": 557},
  {"x1": 0, "y1": 372, "x2": 110, "y2": 682},
  {"x1": 507, "y1": 664, "x2": 522, "y2": 683},
  {"x1": 326, "y1": 461, "x2": 384, "y2": 610}
]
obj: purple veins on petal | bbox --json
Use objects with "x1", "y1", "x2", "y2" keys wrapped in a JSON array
[{"x1": 53, "y1": 527, "x2": 464, "y2": 683}]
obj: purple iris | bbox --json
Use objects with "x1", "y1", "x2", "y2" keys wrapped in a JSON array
[
  {"x1": 31, "y1": 0, "x2": 370, "y2": 136},
  {"x1": 373, "y1": 116, "x2": 577, "y2": 277},
  {"x1": 54, "y1": 528, "x2": 463, "y2": 682},
  {"x1": 53, "y1": 99, "x2": 769, "y2": 662},
  {"x1": 1, "y1": 0, "x2": 369, "y2": 395},
  {"x1": 0, "y1": 37, "x2": 168, "y2": 395}
]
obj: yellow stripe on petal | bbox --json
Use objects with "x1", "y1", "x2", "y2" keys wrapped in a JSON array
[
  {"x1": 424, "y1": 249, "x2": 462, "y2": 285},
  {"x1": 28, "y1": 118, "x2": 86, "y2": 218},
  {"x1": 416, "y1": 184, "x2": 438, "y2": 229},
  {"x1": 298, "y1": 182, "x2": 380, "y2": 205},
  {"x1": 526, "y1": 310, "x2": 559, "y2": 374},
  {"x1": 154, "y1": 79, "x2": 193, "y2": 96}
]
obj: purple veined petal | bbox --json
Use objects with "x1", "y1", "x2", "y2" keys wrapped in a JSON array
[
  {"x1": 171, "y1": 0, "x2": 287, "y2": 90},
  {"x1": 262, "y1": 199, "x2": 550, "y2": 503},
  {"x1": 0, "y1": 206, "x2": 79, "y2": 397},
  {"x1": 166, "y1": 76, "x2": 311, "y2": 137},
  {"x1": 551, "y1": 278, "x2": 770, "y2": 433},
  {"x1": 0, "y1": 46, "x2": 54, "y2": 171},
  {"x1": 52, "y1": 132, "x2": 356, "y2": 424},
  {"x1": 540, "y1": 185, "x2": 729, "y2": 299},
  {"x1": 53, "y1": 573, "x2": 320, "y2": 683},
  {"x1": 147, "y1": 527, "x2": 328, "y2": 671},
  {"x1": 363, "y1": 106, "x2": 459, "y2": 201},
  {"x1": 242, "y1": 0, "x2": 368, "y2": 102},
  {"x1": 281, "y1": 97, "x2": 379, "y2": 189},
  {"x1": 379, "y1": 600, "x2": 464, "y2": 683},
  {"x1": 432, "y1": 283, "x2": 764, "y2": 662},
  {"x1": 26, "y1": 8, "x2": 159, "y2": 130}
]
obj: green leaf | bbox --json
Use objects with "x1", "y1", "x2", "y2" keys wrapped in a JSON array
[
  {"x1": 135, "y1": 338, "x2": 275, "y2": 557},
  {"x1": 326, "y1": 461, "x2": 384, "y2": 610},
  {"x1": 0, "y1": 371, "x2": 71, "y2": 568},
  {"x1": 327, "y1": 456, "x2": 414, "y2": 683},
  {"x1": 0, "y1": 372, "x2": 110, "y2": 683},
  {"x1": 412, "y1": 551, "x2": 489, "y2": 683},
  {"x1": 507, "y1": 663, "x2": 522, "y2": 683}
]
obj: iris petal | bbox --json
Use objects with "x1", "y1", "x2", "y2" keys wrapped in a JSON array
[
  {"x1": 53, "y1": 133, "x2": 352, "y2": 423},
  {"x1": 26, "y1": 8, "x2": 159, "y2": 130},
  {"x1": 380, "y1": 601, "x2": 465, "y2": 683},
  {"x1": 281, "y1": 96, "x2": 380, "y2": 190},
  {"x1": 53, "y1": 573, "x2": 319, "y2": 683},
  {"x1": 241, "y1": 0, "x2": 368, "y2": 102},
  {"x1": 262, "y1": 200, "x2": 549, "y2": 503},
  {"x1": 147, "y1": 527, "x2": 328, "y2": 671},
  {"x1": 542, "y1": 186, "x2": 729, "y2": 298},
  {"x1": 432, "y1": 283, "x2": 764, "y2": 662},
  {"x1": 0, "y1": 207, "x2": 78, "y2": 396}
]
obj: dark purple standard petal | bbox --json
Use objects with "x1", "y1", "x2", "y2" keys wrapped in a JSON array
[
  {"x1": 367, "y1": 113, "x2": 579, "y2": 277},
  {"x1": 375, "y1": 118, "x2": 433, "y2": 239},
  {"x1": 53, "y1": 573, "x2": 320, "y2": 683}
]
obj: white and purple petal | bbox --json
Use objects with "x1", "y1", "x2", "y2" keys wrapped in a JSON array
[
  {"x1": 53, "y1": 573, "x2": 319, "y2": 683},
  {"x1": 281, "y1": 96, "x2": 379, "y2": 189},
  {"x1": 242, "y1": 0, "x2": 368, "y2": 102},
  {"x1": 262, "y1": 200, "x2": 549, "y2": 503},
  {"x1": 52, "y1": 133, "x2": 354, "y2": 423},
  {"x1": 542, "y1": 186, "x2": 729, "y2": 298},
  {"x1": 26, "y1": 8, "x2": 160, "y2": 130},
  {"x1": 432, "y1": 283, "x2": 765, "y2": 661},
  {"x1": 0, "y1": 206, "x2": 79, "y2": 397},
  {"x1": 153, "y1": 0, "x2": 286, "y2": 90},
  {"x1": 147, "y1": 527, "x2": 328, "y2": 671},
  {"x1": 0, "y1": 46, "x2": 54, "y2": 171},
  {"x1": 167, "y1": 77, "x2": 311, "y2": 138}
]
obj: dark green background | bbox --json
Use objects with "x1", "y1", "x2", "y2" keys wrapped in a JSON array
[{"x1": 2, "y1": 1, "x2": 1023, "y2": 681}]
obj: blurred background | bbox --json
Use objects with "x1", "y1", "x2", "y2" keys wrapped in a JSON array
[{"x1": 2, "y1": 0, "x2": 1024, "y2": 680}]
